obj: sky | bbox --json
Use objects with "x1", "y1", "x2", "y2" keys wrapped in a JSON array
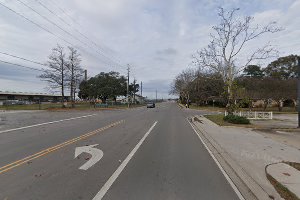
[{"x1": 0, "y1": 0, "x2": 299, "y2": 99}]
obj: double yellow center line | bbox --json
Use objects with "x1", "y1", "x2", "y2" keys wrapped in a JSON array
[{"x1": 0, "y1": 120, "x2": 124, "y2": 175}]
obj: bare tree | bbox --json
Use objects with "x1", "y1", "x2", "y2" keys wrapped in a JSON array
[
  {"x1": 170, "y1": 68, "x2": 195, "y2": 104},
  {"x1": 67, "y1": 47, "x2": 83, "y2": 107},
  {"x1": 193, "y1": 7, "x2": 281, "y2": 112},
  {"x1": 39, "y1": 44, "x2": 67, "y2": 107}
]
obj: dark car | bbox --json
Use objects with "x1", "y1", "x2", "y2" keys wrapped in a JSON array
[{"x1": 147, "y1": 102, "x2": 155, "y2": 108}]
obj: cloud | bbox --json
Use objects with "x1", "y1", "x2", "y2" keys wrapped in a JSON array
[
  {"x1": 0, "y1": 0, "x2": 299, "y2": 98},
  {"x1": 156, "y1": 48, "x2": 178, "y2": 56}
]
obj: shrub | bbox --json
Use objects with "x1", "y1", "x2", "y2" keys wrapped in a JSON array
[{"x1": 223, "y1": 114, "x2": 250, "y2": 124}]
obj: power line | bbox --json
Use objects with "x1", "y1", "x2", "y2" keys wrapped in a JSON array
[
  {"x1": 0, "y1": 1, "x2": 74, "y2": 47},
  {"x1": 47, "y1": 0, "x2": 81, "y2": 26},
  {"x1": 16, "y1": 0, "x2": 85, "y2": 45},
  {"x1": 15, "y1": 0, "x2": 123, "y2": 70},
  {"x1": 0, "y1": 1, "x2": 124, "y2": 72},
  {"x1": 0, "y1": 59, "x2": 44, "y2": 72},
  {"x1": 33, "y1": 0, "x2": 122, "y2": 66},
  {"x1": 39, "y1": 0, "x2": 117, "y2": 58},
  {"x1": 34, "y1": 0, "x2": 72, "y2": 26},
  {"x1": 0, "y1": 51, "x2": 46, "y2": 66}
]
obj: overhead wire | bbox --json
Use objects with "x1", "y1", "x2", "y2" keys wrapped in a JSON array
[
  {"x1": 0, "y1": 59, "x2": 44, "y2": 72},
  {"x1": 0, "y1": 1, "x2": 74, "y2": 47},
  {"x1": 33, "y1": 0, "x2": 123, "y2": 67},
  {"x1": 40, "y1": 0, "x2": 118, "y2": 57},
  {"x1": 16, "y1": 0, "x2": 124, "y2": 70},
  {"x1": 0, "y1": 1, "x2": 125, "y2": 73},
  {"x1": 47, "y1": 0, "x2": 81, "y2": 26},
  {"x1": 0, "y1": 51, "x2": 46, "y2": 66}
]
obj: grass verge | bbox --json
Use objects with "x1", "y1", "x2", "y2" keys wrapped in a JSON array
[
  {"x1": 284, "y1": 162, "x2": 300, "y2": 171},
  {"x1": 189, "y1": 105, "x2": 225, "y2": 112},
  {"x1": 266, "y1": 173, "x2": 299, "y2": 200},
  {"x1": 0, "y1": 103, "x2": 145, "y2": 111},
  {"x1": 186, "y1": 104, "x2": 297, "y2": 113},
  {"x1": 204, "y1": 114, "x2": 253, "y2": 127},
  {"x1": 204, "y1": 114, "x2": 232, "y2": 126}
]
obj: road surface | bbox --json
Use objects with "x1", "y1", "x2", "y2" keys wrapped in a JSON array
[{"x1": 0, "y1": 102, "x2": 240, "y2": 200}]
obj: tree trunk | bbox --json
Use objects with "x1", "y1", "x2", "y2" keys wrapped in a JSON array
[
  {"x1": 226, "y1": 80, "x2": 234, "y2": 113},
  {"x1": 61, "y1": 63, "x2": 65, "y2": 108},
  {"x1": 249, "y1": 100, "x2": 253, "y2": 111},
  {"x1": 278, "y1": 100, "x2": 283, "y2": 112},
  {"x1": 70, "y1": 64, "x2": 75, "y2": 108},
  {"x1": 263, "y1": 100, "x2": 268, "y2": 111},
  {"x1": 292, "y1": 99, "x2": 297, "y2": 111}
]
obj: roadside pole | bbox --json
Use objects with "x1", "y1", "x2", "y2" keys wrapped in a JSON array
[
  {"x1": 133, "y1": 78, "x2": 136, "y2": 104},
  {"x1": 141, "y1": 81, "x2": 143, "y2": 97},
  {"x1": 38, "y1": 99, "x2": 41, "y2": 110},
  {"x1": 84, "y1": 69, "x2": 87, "y2": 81},
  {"x1": 127, "y1": 65, "x2": 130, "y2": 108},
  {"x1": 298, "y1": 57, "x2": 300, "y2": 127}
]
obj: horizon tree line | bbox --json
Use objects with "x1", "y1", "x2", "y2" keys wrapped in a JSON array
[
  {"x1": 171, "y1": 54, "x2": 299, "y2": 111},
  {"x1": 171, "y1": 7, "x2": 299, "y2": 112}
]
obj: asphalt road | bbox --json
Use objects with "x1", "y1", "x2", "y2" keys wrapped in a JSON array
[{"x1": 0, "y1": 102, "x2": 240, "y2": 200}]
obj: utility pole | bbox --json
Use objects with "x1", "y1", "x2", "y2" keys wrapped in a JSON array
[
  {"x1": 140, "y1": 81, "x2": 143, "y2": 97},
  {"x1": 298, "y1": 57, "x2": 300, "y2": 127},
  {"x1": 133, "y1": 78, "x2": 136, "y2": 104},
  {"x1": 127, "y1": 65, "x2": 130, "y2": 108},
  {"x1": 84, "y1": 69, "x2": 87, "y2": 81},
  {"x1": 156, "y1": 89, "x2": 157, "y2": 103}
]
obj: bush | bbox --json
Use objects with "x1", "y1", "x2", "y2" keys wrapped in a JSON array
[{"x1": 223, "y1": 114, "x2": 250, "y2": 124}]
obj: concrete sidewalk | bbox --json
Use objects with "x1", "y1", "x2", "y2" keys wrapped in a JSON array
[
  {"x1": 252, "y1": 114, "x2": 298, "y2": 129},
  {"x1": 266, "y1": 163, "x2": 300, "y2": 198},
  {"x1": 250, "y1": 113, "x2": 300, "y2": 150},
  {"x1": 191, "y1": 115, "x2": 300, "y2": 200}
]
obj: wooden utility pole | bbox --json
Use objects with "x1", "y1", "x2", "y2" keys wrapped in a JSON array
[
  {"x1": 127, "y1": 65, "x2": 130, "y2": 108},
  {"x1": 133, "y1": 78, "x2": 136, "y2": 104},
  {"x1": 298, "y1": 57, "x2": 300, "y2": 127},
  {"x1": 84, "y1": 69, "x2": 87, "y2": 81},
  {"x1": 140, "y1": 81, "x2": 143, "y2": 97}
]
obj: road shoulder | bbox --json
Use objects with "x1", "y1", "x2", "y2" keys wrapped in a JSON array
[{"x1": 190, "y1": 115, "x2": 300, "y2": 200}]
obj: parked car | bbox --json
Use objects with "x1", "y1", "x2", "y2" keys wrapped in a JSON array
[{"x1": 147, "y1": 102, "x2": 155, "y2": 108}]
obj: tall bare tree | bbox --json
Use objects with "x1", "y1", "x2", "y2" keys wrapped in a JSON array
[
  {"x1": 193, "y1": 7, "x2": 281, "y2": 112},
  {"x1": 170, "y1": 68, "x2": 195, "y2": 104},
  {"x1": 67, "y1": 46, "x2": 83, "y2": 107},
  {"x1": 39, "y1": 44, "x2": 67, "y2": 107}
]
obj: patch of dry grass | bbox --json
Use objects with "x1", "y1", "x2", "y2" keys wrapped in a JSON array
[{"x1": 266, "y1": 173, "x2": 299, "y2": 200}]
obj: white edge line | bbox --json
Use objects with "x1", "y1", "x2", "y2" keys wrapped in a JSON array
[
  {"x1": 187, "y1": 119, "x2": 245, "y2": 200},
  {"x1": 92, "y1": 121, "x2": 158, "y2": 200},
  {"x1": 0, "y1": 114, "x2": 97, "y2": 134}
]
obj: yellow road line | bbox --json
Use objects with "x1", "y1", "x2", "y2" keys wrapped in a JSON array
[{"x1": 0, "y1": 120, "x2": 124, "y2": 175}]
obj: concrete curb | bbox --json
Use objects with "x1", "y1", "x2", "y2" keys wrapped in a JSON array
[
  {"x1": 265, "y1": 162, "x2": 300, "y2": 199},
  {"x1": 178, "y1": 103, "x2": 185, "y2": 109},
  {"x1": 190, "y1": 115, "x2": 273, "y2": 200}
]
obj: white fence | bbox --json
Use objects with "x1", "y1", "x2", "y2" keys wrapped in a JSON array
[{"x1": 225, "y1": 111, "x2": 273, "y2": 120}]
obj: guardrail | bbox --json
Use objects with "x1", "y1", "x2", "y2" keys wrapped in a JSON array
[{"x1": 225, "y1": 111, "x2": 273, "y2": 120}]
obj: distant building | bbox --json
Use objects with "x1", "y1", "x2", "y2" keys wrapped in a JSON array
[
  {"x1": 116, "y1": 96, "x2": 127, "y2": 104},
  {"x1": 115, "y1": 95, "x2": 146, "y2": 104},
  {"x1": 0, "y1": 91, "x2": 69, "y2": 105},
  {"x1": 134, "y1": 94, "x2": 146, "y2": 104}
]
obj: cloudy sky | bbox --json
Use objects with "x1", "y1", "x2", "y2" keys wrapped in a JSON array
[{"x1": 0, "y1": 0, "x2": 299, "y2": 99}]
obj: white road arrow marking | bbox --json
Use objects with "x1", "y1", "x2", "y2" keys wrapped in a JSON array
[{"x1": 74, "y1": 144, "x2": 103, "y2": 170}]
